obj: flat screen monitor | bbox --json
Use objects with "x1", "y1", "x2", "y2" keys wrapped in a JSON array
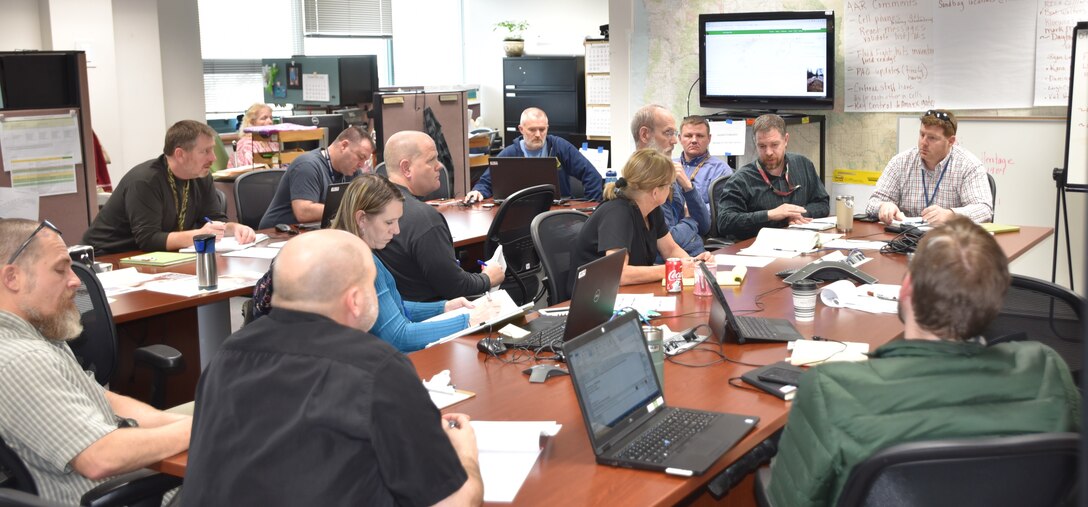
[
  {"x1": 699, "y1": 11, "x2": 835, "y2": 111},
  {"x1": 281, "y1": 114, "x2": 346, "y2": 145}
]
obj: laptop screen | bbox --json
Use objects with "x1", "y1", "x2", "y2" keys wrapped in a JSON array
[
  {"x1": 566, "y1": 311, "x2": 663, "y2": 444},
  {"x1": 562, "y1": 248, "x2": 626, "y2": 341},
  {"x1": 321, "y1": 182, "x2": 351, "y2": 229},
  {"x1": 701, "y1": 261, "x2": 738, "y2": 342},
  {"x1": 489, "y1": 157, "x2": 560, "y2": 200}
]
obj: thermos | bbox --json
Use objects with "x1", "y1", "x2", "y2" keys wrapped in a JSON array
[{"x1": 194, "y1": 234, "x2": 218, "y2": 290}]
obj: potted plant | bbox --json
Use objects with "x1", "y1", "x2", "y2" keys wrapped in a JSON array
[{"x1": 495, "y1": 20, "x2": 529, "y2": 57}]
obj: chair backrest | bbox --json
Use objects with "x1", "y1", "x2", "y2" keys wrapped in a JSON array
[
  {"x1": 987, "y1": 173, "x2": 997, "y2": 220},
  {"x1": 233, "y1": 169, "x2": 286, "y2": 229},
  {"x1": 213, "y1": 188, "x2": 227, "y2": 216},
  {"x1": 707, "y1": 173, "x2": 731, "y2": 239},
  {"x1": 485, "y1": 184, "x2": 555, "y2": 273},
  {"x1": 423, "y1": 164, "x2": 451, "y2": 201},
  {"x1": 983, "y1": 274, "x2": 1084, "y2": 384},
  {"x1": 66, "y1": 263, "x2": 119, "y2": 387},
  {"x1": 0, "y1": 435, "x2": 37, "y2": 495},
  {"x1": 836, "y1": 432, "x2": 1079, "y2": 507},
  {"x1": 374, "y1": 161, "x2": 387, "y2": 177},
  {"x1": 531, "y1": 210, "x2": 590, "y2": 306}
]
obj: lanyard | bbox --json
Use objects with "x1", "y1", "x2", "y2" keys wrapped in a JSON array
[
  {"x1": 321, "y1": 148, "x2": 347, "y2": 184},
  {"x1": 166, "y1": 168, "x2": 190, "y2": 232},
  {"x1": 756, "y1": 160, "x2": 797, "y2": 197},
  {"x1": 920, "y1": 152, "x2": 951, "y2": 208},
  {"x1": 682, "y1": 154, "x2": 709, "y2": 182}
]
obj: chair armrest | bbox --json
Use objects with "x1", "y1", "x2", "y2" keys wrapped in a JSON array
[
  {"x1": 133, "y1": 345, "x2": 184, "y2": 373},
  {"x1": 81, "y1": 469, "x2": 181, "y2": 507},
  {"x1": 704, "y1": 237, "x2": 734, "y2": 249},
  {"x1": 0, "y1": 489, "x2": 68, "y2": 507}
]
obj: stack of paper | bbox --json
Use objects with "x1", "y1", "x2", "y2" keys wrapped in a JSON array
[
  {"x1": 471, "y1": 421, "x2": 562, "y2": 503},
  {"x1": 819, "y1": 280, "x2": 900, "y2": 314},
  {"x1": 180, "y1": 234, "x2": 268, "y2": 253},
  {"x1": 422, "y1": 370, "x2": 475, "y2": 410},
  {"x1": 788, "y1": 216, "x2": 837, "y2": 231},
  {"x1": 738, "y1": 228, "x2": 820, "y2": 258},
  {"x1": 788, "y1": 339, "x2": 870, "y2": 365}
]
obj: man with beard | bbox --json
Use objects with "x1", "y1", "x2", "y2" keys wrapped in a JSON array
[
  {"x1": 764, "y1": 216, "x2": 1080, "y2": 507},
  {"x1": 465, "y1": 107, "x2": 603, "y2": 202},
  {"x1": 83, "y1": 120, "x2": 255, "y2": 254},
  {"x1": 377, "y1": 131, "x2": 504, "y2": 302},
  {"x1": 631, "y1": 104, "x2": 710, "y2": 257},
  {"x1": 865, "y1": 109, "x2": 992, "y2": 225},
  {"x1": 0, "y1": 219, "x2": 191, "y2": 504},
  {"x1": 716, "y1": 113, "x2": 829, "y2": 241}
]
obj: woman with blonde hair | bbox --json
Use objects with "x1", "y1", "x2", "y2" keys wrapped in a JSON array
[
  {"x1": 569, "y1": 149, "x2": 712, "y2": 291},
  {"x1": 228, "y1": 103, "x2": 278, "y2": 168},
  {"x1": 252, "y1": 174, "x2": 497, "y2": 352}
]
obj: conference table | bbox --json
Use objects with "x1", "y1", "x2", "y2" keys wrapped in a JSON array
[{"x1": 146, "y1": 220, "x2": 1051, "y2": 505}]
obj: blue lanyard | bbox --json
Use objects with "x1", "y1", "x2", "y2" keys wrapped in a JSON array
[{"x1": 920, "y1": 152, "x2": 951, "y2": 208}]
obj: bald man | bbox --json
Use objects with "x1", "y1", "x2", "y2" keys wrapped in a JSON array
[
  {"x1": 376, "y1": 130, "x2": 504, "y2": 302},
  {"x1": 183, "y1": 230, "x2": 483, "y2": 505}
]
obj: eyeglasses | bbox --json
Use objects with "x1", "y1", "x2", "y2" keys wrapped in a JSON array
[
  {"x1": 6, "y1": 220, "x2": 62, "y2": 265},
  {"x1": 923, "y1": 110, "x2": 951, "y2": 122},
  {"x1": 662, "y1": 129, "x2": 679, "y2": 138}
]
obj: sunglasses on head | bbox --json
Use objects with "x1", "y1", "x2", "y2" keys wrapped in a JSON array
[{"x1": 7, "y1": 220, "x2": 62, "y2": 265}]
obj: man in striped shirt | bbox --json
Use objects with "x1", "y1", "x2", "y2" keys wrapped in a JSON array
[
  {"x1": 0, "y1": 219, "x2": 190, "y2": 504},
  {"x1": 866, "y1": 109, "x2": 993, "y2": 225}
]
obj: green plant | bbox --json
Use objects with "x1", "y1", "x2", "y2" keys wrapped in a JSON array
[{"x1": 494, "y1": 20, "x2": 529, "y2": 40}]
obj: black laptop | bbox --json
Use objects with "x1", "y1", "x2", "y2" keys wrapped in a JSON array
[
  {"x1": 700, "y1": 262, "x2": 804, "y2": 344},
  {"x1": 320, "y1": 182, "x2": 351, "y2": 229},
  {"x1": 489, "y1": 157, "x2": 560, "y2": 202},
  {"x1": 565, "y1": 310, "x2": 759, "y2": 476},
  {"x1": 505, "y1": 249, "x2": 626, "y2": 351}
]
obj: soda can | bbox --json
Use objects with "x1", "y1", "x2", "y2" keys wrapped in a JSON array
[{"x1": 665, "y1": 258, "x2": 683, "y2": 293}]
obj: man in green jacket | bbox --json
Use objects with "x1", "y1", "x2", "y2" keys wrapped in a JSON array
[{"x1": 767, "y1": 215, "x2": 1081, "y2": 507}]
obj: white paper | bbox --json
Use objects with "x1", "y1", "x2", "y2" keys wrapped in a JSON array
[
  {"x1": 820, "y1": 281, "x2": 899, "y2": 314},
  {"x1": 0, "y1": 113, "x2": 83, "y2": 171},
  {"x1": 179, "y1": 234, "x2": 267, "y2": 253},
  {"x1": 1034, "y1": 1, "x2": 1088, "y2": 106},
  {"x1": 470, "y1": 420, "x2": 562, "y2": 503},
  {"x1": 223, "y1": 247, "x2": 280, "y2": 260},
  {"x1": 586, "y1": 74, "x2": 610, "y2": 104},
  {"x1": 586, "y1": 106, "x2": 610, "y2": 137},
  {"x1": 0, "y1": 187, "x2": 39, "y2": 219},
  {"x1": 614, "y1": 294, "x2": 676, "y2": 314},
  {"x1": 788, "y1": 339, "x2": 870, "y2": 365},
  {"x1": 424, "y1": 290, "x2": 531, "y2": 347},
  {"x1": 142, "y1": 274, "x2": 256, "y2": 297},
  {"x1": 822, "y1": 238, "x2": 888, "y2": 251},
  {"x1": 714, "y1": 254, "x2": 775, "y2": 268},
  {"x1": 739, "y1": 228, "x2": 820, "y2": 258},
  {"x1": 301, "y1": 73, "x2": 330, "y2": 102},
  {"x1": 580, "y1": 147, "x2": 610, "y2": 178},
  {"x1": 708, "y1": 120, "x2": 746, "y2": 156},
  {"x1": 266, "y1": 240, "x2": 288, "y2": 249},
  {"x1": 585, "y1": 42, "x2": 609, "y2": 73}
]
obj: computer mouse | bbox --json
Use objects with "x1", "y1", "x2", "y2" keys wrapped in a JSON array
[{"x1": 477, "y1": 337, "x2": 507, "y2": 356}]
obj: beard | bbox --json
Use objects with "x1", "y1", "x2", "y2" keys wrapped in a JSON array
[{"x1": 24, "y1": 298, "x2": 83, "y2": 342}]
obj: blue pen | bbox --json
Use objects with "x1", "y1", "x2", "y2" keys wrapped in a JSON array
[{"x1": 477, "y1": 260, "x2": 487, "y2": 268}]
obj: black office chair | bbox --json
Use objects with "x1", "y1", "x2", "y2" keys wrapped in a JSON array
[
  {"x1": 233, "y1": 169, "x2": 286, "y2": 229},
  {"x1": 705, "y1": 173, "x2": 734, "y2": 248},
  {"x1": 531, "y1": 210, "x2": 590, "y2": 306},
  {"x1": 213, "y1": 188, "x2": 227, "y2": 216},
  {"x1": 423, "y1": 164, "x2": 452, "y2": 201},
  {"x1": 374, "y1": 161, "x2": 386, "y2": 177},
  {"x1": 484, "y1": 184, "x2": 555, "y2": 306},
  {"x1": 755, "y1": 432, "x2": 1079, "y2": 507},
  {"x1": 983, "y1": 274, "x2": 1084, "y2": 385},
  {"x1": 67, "y1": 264, "x2": 184, "y2": 408},
  {"x1": 0, "y1": 435, "x2": 179, "y2": 507},
  {"x1": 987, "y1": 173, "x2": 997, "y2": 220}
]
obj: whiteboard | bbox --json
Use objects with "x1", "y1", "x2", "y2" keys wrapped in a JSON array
[
  {"x1": 897, "y1": 116, "x2": 1084, "y2": 288},
  {"x1": 1066, "y1": 24, "x2": 1088, "y2": 187}
]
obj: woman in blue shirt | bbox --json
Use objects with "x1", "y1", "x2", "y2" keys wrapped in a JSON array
[{"x1": 254, "y1": 174, "x2": 495, "y2": 352}]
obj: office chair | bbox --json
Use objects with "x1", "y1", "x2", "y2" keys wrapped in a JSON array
[
  {"x1": 233, "y1": 169, "x2": 286, "y2": 229},
  {"x1": 423, "y1": 164, "x2": 452, "y2": 201},
  {"x1": 987, "y1": 173, "x2": 997, "y2": 220},
  {"x1": 754, "y1": 432, "x2": 1079, "y2": 507},
  {"x1": 531, "y1": 210, "x2": 590, "y2": 306},
  {"x1": 704, "y1": 173, "x2": 734, "y2": 248},
  {"x1": 67, "y1": 263, "x2": 184, "y2": 408},
  {"x1": 213, "y1": 188, "x2": 227, "y2": 216},
  {"x1": 484, "y1": 184, "x2": 555, "y2": 306},
  {"x1": 374, "y1": 161, "x2": 386, "y2": 177},
  {"x1": 983, "y1": 274, "x2": 1084, "y2": 385},
  {"x1": 0, "y1": 435, "x2": 180, "y2": 507}
]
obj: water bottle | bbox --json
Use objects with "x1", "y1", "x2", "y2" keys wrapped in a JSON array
[
  {"x1": 605, "y1": 169, "x2": 617, "y2": 186},
  {"x1": 194, "y1": 234, "x2": 218, "y2": 290}
]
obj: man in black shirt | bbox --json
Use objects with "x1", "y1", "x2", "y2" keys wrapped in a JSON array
[
  {"x1": 716, "y1": 114, "x2": 829, "y2": 241},
  {"x1": 182, "y1": 229, "x2": 483, "y2": 505},
  {"x1": 83, "y1": 120, "x2": 255, "y2": 253},
  {"x1": 376, "y1": 130, "x2": 504, "y2": 301}
]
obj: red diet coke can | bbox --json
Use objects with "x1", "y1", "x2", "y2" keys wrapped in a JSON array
[{"x1": 665, "y1": 258, "x2": 683, "y2": 293}]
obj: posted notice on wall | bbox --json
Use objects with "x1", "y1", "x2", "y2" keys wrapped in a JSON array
[
  {"x1": 708, "y1": 120, "x2": 746, "y2": 157},
  {"x1": 0, "y1": 112, "x2": 81, "y2": 196},
  {"x1": 302, "y1": 73, "x2": 331, "y2": 102}
]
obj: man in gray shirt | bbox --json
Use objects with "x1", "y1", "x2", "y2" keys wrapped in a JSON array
[{"x1": 0, "y1": 218, "x2": 191, "y2": 504}]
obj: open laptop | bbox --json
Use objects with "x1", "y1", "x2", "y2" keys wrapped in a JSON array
[
  {"x1": 488, "y1": 157, "x2": 560, "y2": 202},
  {"x1": 565, "y1": 310, "x2": 759, "y2": 475},
  {"x1": 700, "y1": 262, "x2": 804, "y2": 344},
  {"x1": 319, "y1": 182, "x2": 351, "y2": 229},
  {"x1": 505, "y1": 249, "x2": 626, "y2": 352}
]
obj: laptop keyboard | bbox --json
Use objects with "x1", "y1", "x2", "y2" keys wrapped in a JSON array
[
  {"x1": 737, "y1": 316, "x2": 776, "y2": 339},
  {"x1": 523, "y1": 323, "x2": 566, "y2": 350},
  {"x1": 617, "y1": 409, "x2": 718, "y2": 464}
]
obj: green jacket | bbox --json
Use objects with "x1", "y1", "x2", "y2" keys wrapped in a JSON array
[{"x1": 767, "y1": 339, "x2": 1081, "y2": 507}]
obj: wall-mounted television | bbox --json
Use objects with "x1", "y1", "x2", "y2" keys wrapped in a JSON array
[{"x1": 699, "y1": 11, "x2": 835, "y2": 111}]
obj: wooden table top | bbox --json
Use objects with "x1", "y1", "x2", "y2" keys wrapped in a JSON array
[
  {"x1": 151, "y1": 221, "x2": 1052, "y2": 504},
  {"x1": 434, "y1": 198, "x2": 598, "y2": 247}
]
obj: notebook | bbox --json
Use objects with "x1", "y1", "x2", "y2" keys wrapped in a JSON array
[
  {"x1": 565, "y1": 310, "x2": 759, "y2": 475},
  {"x1": 489, "y1": 157, "x2": 560, "y2": 202},
  {"x1": 504, "y1": 249, "x2": 626, "y2": 352},
  {"x1": 700, "y1": 262, "x2": 804, "y2": 344}
]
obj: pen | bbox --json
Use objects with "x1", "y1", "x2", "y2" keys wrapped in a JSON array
[
  {"x1": 866, "y1": 291, "x2": 898, "y2": 301},
  {"x1": 477, "y1": 260, "x2": 487, "y2": 268}
]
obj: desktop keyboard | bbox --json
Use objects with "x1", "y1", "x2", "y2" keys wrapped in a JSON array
[
  {"x1": 525, "y1": 323, "x2": 566, "y2": 350},
  {"x1": 617, "y1": 409, "x2": 718, "y2": 464},
  {"x1": 736, "y1": 316, "x2": 776, "y2": 338}
]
